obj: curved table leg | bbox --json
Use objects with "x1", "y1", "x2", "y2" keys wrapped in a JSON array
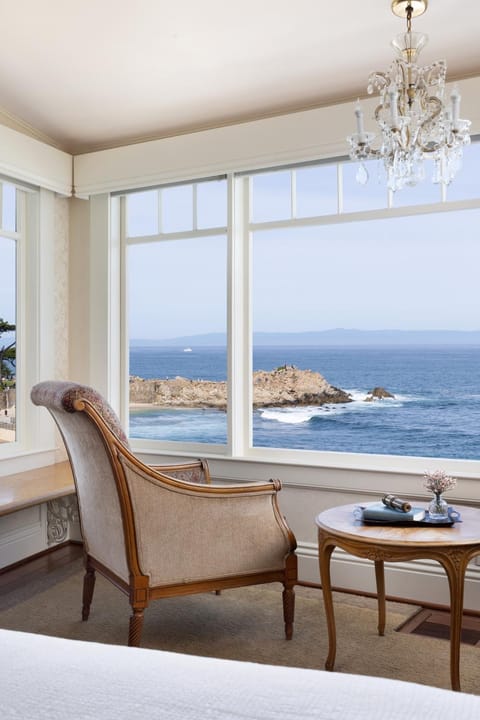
[
  {"x1": 374, "y1": 559, "x2": 386, "y2": 636},
  {"x1": 438, "y1": 553, "x2": 469, "y2": 692},
  {"x1": 318, "y1": 532, "x2": 336, "y2": 671}
]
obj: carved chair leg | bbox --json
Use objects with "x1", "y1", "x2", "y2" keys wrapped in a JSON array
[
  {"x1": 82, "y1": 564, "x2": 96, "y2": 621},
  {"x1": 282, "y1": 584, "x2": 295, "y2": 640},
  {"x1": 128, "y1": 608, "x2": 145, "y2": 647}
]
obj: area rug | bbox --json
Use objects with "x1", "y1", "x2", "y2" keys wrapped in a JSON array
[{"x1": 1, "y1": 557, "x2": 479, "y2": 694}]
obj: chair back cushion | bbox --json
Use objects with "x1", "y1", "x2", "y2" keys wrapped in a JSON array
[{"x1": 31, "y1": 381, "x2": 129, "y2": 582}]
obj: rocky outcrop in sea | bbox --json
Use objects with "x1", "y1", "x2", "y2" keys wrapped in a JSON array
[
  {"x1": 129, "y1": 365, "x2": 352, "y2": 409},
  {"x1": 364, "y1": 386, "x2": 395, "y2": 402}
]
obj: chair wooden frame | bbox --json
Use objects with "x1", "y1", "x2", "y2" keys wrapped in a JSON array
[{"x1": 33, "y1": 383, "x2": 297, "y2": 647}]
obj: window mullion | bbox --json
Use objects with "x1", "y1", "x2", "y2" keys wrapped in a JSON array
[
  {"x1": 337, "y1": 163, "x2": 343, "y2": 214},
  {"x1": 193, "y1": 183, "x2": 198, "y2": 230},
  {"x1": 291, "y1": 170, "x2": 297, "y2": 218},
  {"x1": 228, "y1": 174, "x2": 251, "y2": 457}
]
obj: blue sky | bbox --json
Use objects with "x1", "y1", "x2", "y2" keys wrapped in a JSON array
[
  {"x1": 251, "y1": 209, "x2": 480, "y2": 335},
  {"x1": 128, "y1": 207, "x2": 480, "y2": 339},
  {"x1": 127, "y1": 144, "x2": 480, "y2": 340}
]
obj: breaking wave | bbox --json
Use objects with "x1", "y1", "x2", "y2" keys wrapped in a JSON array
[{"x1": 257, "y1": 389, "x2": 416, "y2": 425}]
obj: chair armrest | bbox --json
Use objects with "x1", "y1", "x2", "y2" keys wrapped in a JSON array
[
  {"x1": 115, "y1": 449, "x2": 295, "y2": 586},
  {"x1": 148, "y1": 458, "x2": 211, "y2": 484},
  {"x1": 125, "y1": 448, "x2": 281, "y2": 497}
]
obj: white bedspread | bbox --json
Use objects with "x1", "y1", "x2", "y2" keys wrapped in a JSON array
[{"x1": 1, "y1": 628, "x2": 479, "y2": 719}]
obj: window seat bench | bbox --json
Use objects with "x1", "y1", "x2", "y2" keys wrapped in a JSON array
[{"x1": 0, "y1": 461, "x2": 75, "y2": 517}]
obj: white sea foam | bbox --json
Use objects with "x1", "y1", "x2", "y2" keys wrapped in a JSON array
[
  {"x1": 259, "y1": 403, "x2": 356, "y2": 424},
  {"x1": 258, "y1": 389, "x2": 419, "y2": 425},
  {"x1": 345, "y1": 388, "x2": 418, "y2": 404},
  {"x1": 260, "y1": 407, "x2": 319, "y2": 424}
]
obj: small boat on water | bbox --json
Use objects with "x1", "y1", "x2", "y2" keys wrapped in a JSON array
[{"x1": 183, "y1": 347, "x2": 193, "y2": 352}]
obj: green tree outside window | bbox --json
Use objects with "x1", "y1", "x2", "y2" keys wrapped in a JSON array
[{"x1": 0, "y1": 318, "x2": 15, "y2": 388}]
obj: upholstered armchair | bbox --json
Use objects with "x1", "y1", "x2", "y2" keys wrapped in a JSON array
[{"x1": 31, "y1": 381, "x2": 297, "y2": 647}]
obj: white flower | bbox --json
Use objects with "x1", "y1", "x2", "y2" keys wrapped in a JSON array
[{"x1": 423, "y1": 470, "x2": 456, "y2": 494}]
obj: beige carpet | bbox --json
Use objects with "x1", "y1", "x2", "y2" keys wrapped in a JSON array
[{"x1": 1, "y1": 557, "x2": 479, "y2": 694}]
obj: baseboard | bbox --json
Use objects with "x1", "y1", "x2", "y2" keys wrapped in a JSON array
[
  {"x1": 296, "y1": 541, "x2": 480, "y2": 613},
  {"x1": 0, "y1": 504, "x2": 48, "y2": 570},
  {"x1": 0, "y1": 539, "x2": 81, "y2": 575}
]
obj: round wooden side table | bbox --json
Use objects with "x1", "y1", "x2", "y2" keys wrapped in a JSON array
[{"x1": 316, "y1": 503, "x2": 480, "y2": 691}]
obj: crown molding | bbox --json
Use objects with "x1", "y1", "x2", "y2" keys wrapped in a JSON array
[
  {"x1": 0, "y1": 107, "x2": 69, "y2": 152},
  {"x1": 1, "y1": 70, "x2": 480, "y2": 158}
]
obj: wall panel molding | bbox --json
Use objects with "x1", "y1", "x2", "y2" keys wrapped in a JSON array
[
  {"x1": 0, "y1": 505, "x2": 48, "y2": 569},
  {"x1": 297, "y1": 542, "x2": 480, "y2": 611}
]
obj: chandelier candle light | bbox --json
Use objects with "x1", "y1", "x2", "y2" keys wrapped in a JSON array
[{"x1": 347, "y1": 0, "x2": 471, "y2": 191}]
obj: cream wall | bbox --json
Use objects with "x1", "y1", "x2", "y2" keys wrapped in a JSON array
[
  {"x1": 53, "y1": 195, "x2": 70, "y2": 379},
  {"x1": 68, "y1": 197, "x2": 90, "y2": 384},
  {"x1": 0, "y1": 123, "x2": 71, "y2": 195}
]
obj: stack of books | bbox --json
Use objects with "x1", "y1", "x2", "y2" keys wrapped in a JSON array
[{"x1": 359, "y1": 502, "x2": 426, "y2": 524}]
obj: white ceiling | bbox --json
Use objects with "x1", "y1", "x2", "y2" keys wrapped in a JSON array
[{"x1": 1, "y1": 0, "x2": 480, "y2": 154}]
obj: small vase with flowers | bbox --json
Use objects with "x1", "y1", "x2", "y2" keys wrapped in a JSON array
[{"x1": 423, "y1": 470, "x2": 456, "y2": 520}]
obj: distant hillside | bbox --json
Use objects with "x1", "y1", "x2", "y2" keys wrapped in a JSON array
[{"x1": 131, "y1": 329, "x2": 480, "y2": 347}]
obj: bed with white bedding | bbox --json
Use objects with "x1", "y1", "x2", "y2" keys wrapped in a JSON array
[{"x1": 1, "y1": 628, "x2": 479, "y2": 719}]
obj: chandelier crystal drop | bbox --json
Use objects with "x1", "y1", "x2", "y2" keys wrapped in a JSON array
[{"x1": 347, "y1": 0, "x2": 471, "y2": 191}]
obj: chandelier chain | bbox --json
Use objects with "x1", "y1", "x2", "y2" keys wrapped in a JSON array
[{"x1": 406, "y1": 5, "x2": 412, "y2": 32}]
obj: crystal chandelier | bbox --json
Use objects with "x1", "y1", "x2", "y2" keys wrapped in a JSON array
[{"x1": 347, "y1": 0, "x2": 471, "y2": 191}]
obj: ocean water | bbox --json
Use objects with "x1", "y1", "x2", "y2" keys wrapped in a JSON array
[{"x1": 129, "y1": 345, "x2": 480, "y2": 460}]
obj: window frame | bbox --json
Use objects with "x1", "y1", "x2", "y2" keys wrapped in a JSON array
[
  {"x1": 0, "y1": 182, "x2": 61, "y2": 461},
  {"x1": 0, "y1": 185, "x2": 21, "y2": 452},
  {"x1": 120, "y1": 181, "x2": 230, "y2": 457},
  {"x1": 118, "y1": 146, "x2": 480, "y2": 478}
]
